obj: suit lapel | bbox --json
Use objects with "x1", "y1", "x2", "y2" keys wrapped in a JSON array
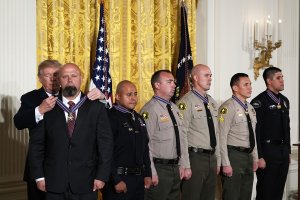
[
  {"x1": 72, "y1": 96, "x2": 89, "y2": 138},
  {"x1": 38, "y1": 87, "x2": 48, "y2": 101}
]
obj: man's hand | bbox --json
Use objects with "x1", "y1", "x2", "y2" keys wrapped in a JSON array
[
  {"x1": 144, "y1": 177, "x2": 152, "y2": 189},
  {"x1": 87, "y1": 88, "x2": 105, "y2": 101},
  {"x1": 179, "y1": 167, "x2": 185, "y2": 180},
  {"x1": 183, "y1": 168, "x2": 192, "y2": 180},
  {"x1": 151, "y1": 175, "x2": 159, "y2": 186},
  {"x1": 114, "y1": 181, "x2": 127, "y2": 193},
  {"x1": 36, "y1": 180, "x2": 46, "y2": 192},
  {"x1": 93, "y1": 179, "x2": 105, "y2": 191},
  {"x1": 222, "y1": 166, "x2": 233, "y2": 177},
  {"x1": 253, "y1": 161, "x2": 258, "y2": 172},
  {"x1": 258, "y1": 158, "x2": 266, "y2": 169},
  {"x1": 38, "y1": 96, "x2": 57, "y2": 114}
]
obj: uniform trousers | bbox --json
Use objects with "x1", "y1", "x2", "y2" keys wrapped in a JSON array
[
  {"x1": 102, "y1": 174, "x2": 144, "y2": 200},
  {"x1": 181, "y1": 151, "x2": 217, "y2": 200},
  {"x1": 222, "y1": 149, "x2": 254, "y2": 200},
  {"x1": 256, "y1": 144, "x2": 289, "y2": 200},
  {"x1": 144, "y1": 163, "x2": 180, "y2": 200}
]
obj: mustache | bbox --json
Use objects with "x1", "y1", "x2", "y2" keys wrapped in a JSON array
[{"x1": 62, "y1": 86, "x2": 78, "y2": 97}]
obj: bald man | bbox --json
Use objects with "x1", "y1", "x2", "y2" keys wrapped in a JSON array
[
  {"x1": 13, "y1": 60, "x2": 105, "y2": 200},
  {"x1": 103, "y1": 80, "x2": 151, "y2": 200},
  {"x1": 177, "y1": 64, "x2": 220, "y2": 200},
  {"x1": 29, "y1": 63, "x2": 113, "y2": 200}
]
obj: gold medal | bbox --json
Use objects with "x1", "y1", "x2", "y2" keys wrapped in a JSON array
[{"x1": 277, "y1": 104, "x2": 281, "y2": 109}]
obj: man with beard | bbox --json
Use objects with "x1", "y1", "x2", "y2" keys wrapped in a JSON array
[
  {"x1": 28, "y1": 63, "x2": 113, "y2": 200},
  {"x1": 102, "y1": 80, "x2": 152, "y2": 200},
  {"x1": 251, "y1": 67, "x2": 290, "y2": 200},
  {"x1": 141, "y1": 70, "x2": 188, "y2": 200},
  {"x1": 13, "y1": 60, "x2": 104, "y2": 200},
  {"x1": 219, "y1": 73, "x2": 258, "y2": 200}
]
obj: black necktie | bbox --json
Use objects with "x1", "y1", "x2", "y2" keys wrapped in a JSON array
[
  {"x1": 245, "y1": 111, "x2": 255, "y2": 149},
  {"x1": 166, "y1": 104, "x2": 181, "y2": 158},
  {"x1": 203, "y1": 102, "x2": 216, "y2": 148}
]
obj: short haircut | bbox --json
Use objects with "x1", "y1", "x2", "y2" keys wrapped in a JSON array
[
  {"x1": 230, "y1": 73, "x2": 249, "y2": 88},
  {"x1": 116, "y1": 80, "x2": 134, "y2": 94},
  {"x1": 262, "y1": 67, "x2": 282, "y2": 85},
  {"x1": 151, "y1": 69, "x2": 172, "y2": 89},
  {"x1": 37, "y1": 60, "x2": 61, "y2": 76}
]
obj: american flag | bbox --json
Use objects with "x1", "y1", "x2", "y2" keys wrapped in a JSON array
[
  {"x1": 174, "y1": 2, "x2": 193, "y2": 102},
  {"x1": 90, "y1": 1, "x2": 112, "y2": 108}
]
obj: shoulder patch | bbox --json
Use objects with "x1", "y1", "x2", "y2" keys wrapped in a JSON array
[
  {"x1": 178, "y1": 102, "x2": 186, "y2": 111},
  {"x1": 142, "y1": 111, "x2": 149, "y2": 120},
  {"x1": 251, "y1": 100, "x2": 261, "y2": 108},
  {"x1": 220, "y1": 107, "x2": 227, "y2": 114}
]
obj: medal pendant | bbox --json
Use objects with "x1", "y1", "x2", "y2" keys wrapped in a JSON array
[
  {"x1": 277, "y1": 104, "x2": 281, "y2": 109},
  {"x1": 68, "y1": 113, "x2": 74, "y2": 121},
  {"x1": 207, "y1": 104, "x2": 210, "y2": 109},
  {"x1": 244, "y1": 109, "x2": 249, "y2": 115}
]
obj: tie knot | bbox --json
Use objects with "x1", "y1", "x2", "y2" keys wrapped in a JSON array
[{"x1": 68, "y1": 101, "x2": 75, "y2": 108}]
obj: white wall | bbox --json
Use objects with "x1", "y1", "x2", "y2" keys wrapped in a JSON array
[
  {"x1": 197, "y1": 0, "x2": 299, "y2": 145},
  {"x1": 0, "y1": 0, "x2": 36, "y2": 199},
  {"x1": 196, "y1": 0, "x2": 299, "y2": 199}
]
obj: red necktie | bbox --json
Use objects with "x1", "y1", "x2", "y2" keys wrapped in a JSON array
[{"x1": 67, "y1": 101, "x2": 76, "y2": 137}]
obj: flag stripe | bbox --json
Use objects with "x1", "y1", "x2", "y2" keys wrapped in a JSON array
[{"x1": 90, "y1": 1, "x2": 112, "y2": 107}]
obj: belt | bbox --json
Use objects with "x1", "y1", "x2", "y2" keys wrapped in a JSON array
[
  {"x1": 116, "y1": 167, "x2": 142, "y2": 175},
  {"x1": 188, "y1": 147, "x2": 215, "y2": 154},
  {"x1": 264, "y1": 140, "x2": 285, "y2": 145},
  {"x1": 153, "y1": 157, "x2": 179, "y2": 165},
  {"x1": 227, "y1": 145, "x2": 253, "y2": 154}
]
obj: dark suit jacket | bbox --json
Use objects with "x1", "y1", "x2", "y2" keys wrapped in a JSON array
[
  {"x1": 29, "y1": 94, "x2": 113, "y2": 194},
  {"x1": 13, "y1": 87, "x2": 48, "y2": 181}
]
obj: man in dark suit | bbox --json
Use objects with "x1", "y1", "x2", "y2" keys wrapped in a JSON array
[
  {"x1": 13, "y1": 60, "x2": 105, "y2": 200},
  {"x1": 28, "y1": 63, "x2": 113, "y2": 199}
]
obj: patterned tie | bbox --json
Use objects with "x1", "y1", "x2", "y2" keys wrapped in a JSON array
[
  {"x1": 67, "y1": 101, "x2": 76, "y2": 137},
  {"x1": 166, "y1": 104, "x2": 181, "y2": 158},
  {"x1": 203, "y1": 102, "x2": 217, "y2": 148}
]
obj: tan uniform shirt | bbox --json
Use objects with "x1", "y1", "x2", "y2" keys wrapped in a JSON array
[
  {"x1": 140, "y1": 97, "x2": 189, "y2": 176},
  {"x1": 177, "y1": 91, "x2": 221, "y2": 166},
  {"x1": 218, "y1": 98, "x2": 258, "y2": 166}
]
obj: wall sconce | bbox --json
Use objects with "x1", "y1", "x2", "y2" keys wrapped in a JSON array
[{"x1": 253, "y1": 16, "x2": 282, "y2": 80}]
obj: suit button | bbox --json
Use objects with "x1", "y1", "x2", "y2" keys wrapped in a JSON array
[{"x1": 68, "y1": 161, "x2": 72, "y2": 165}]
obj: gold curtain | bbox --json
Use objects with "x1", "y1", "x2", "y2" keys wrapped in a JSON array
[{"x1": 37, "y1": 0, "x2": 197, "y2": 110}]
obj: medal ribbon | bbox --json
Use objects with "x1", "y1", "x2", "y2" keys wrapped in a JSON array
[
  {"x1": 153, "y1": 95, "x2": 172, "y2": 106},
  {"x1": 192, "y1": 89, "x2": 209, "y2": 104},
  {"x1": 56, "y1": 96, "x2": 87, "y2": 113},
  {"x1": 266, "y1": 90, "x2": 281, "y2": 105},
  {"x1": 114, "y1": 104, "x2": 135, "y2": 120},
  {"x1": 232, "y1": 95, "x2": 248, "y2": 111}
]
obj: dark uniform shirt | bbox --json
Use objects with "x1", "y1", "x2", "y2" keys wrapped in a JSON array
[
  {"x1": 108, "y1": 105, "x2": 151, "y2": 184},
  {"x1": 251, "y1": 90, "x2": 291, "y2": 158}
]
